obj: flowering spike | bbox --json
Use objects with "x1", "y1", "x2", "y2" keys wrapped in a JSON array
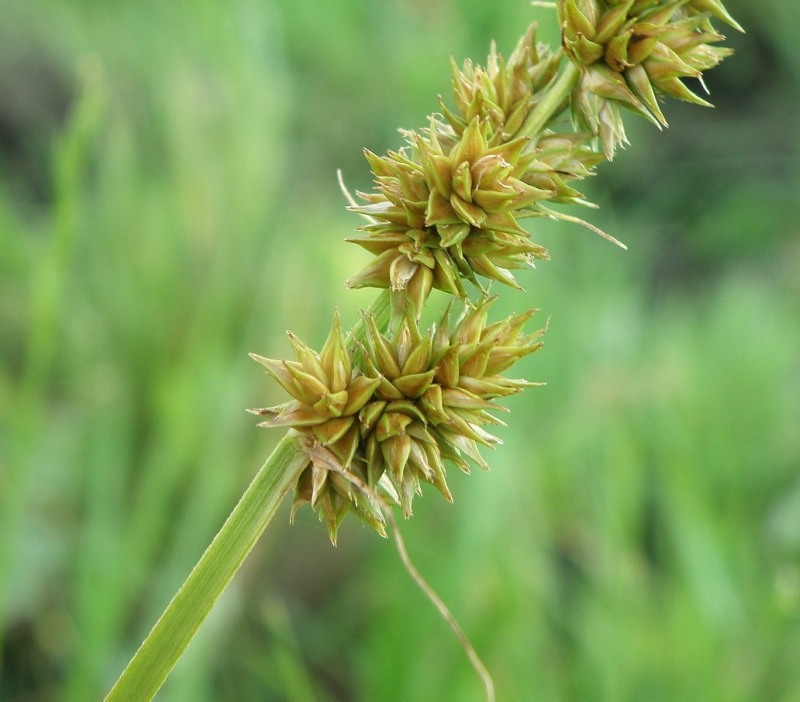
[
  {"x1": 560, "y1": 0, "x2": 739, "y2": 156},
  {"x1": 248, "y1": 5, "x2": 737, "y2": 539}
]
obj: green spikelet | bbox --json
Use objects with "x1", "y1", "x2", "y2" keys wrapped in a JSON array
[
  {"x1": 249, "y1": 312, "x2": 385, "y2": 543},
  {"x1": 355, "y1": 300, "x2": 544, "y2": 517},
  {"x1": 558, "y1": 0, "x2": 741, "y2": 157}
]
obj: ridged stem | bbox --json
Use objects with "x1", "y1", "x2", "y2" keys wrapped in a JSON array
[
  {"x1": 516, "y1": 59, "x2": 581, "y2": 140},
  {"x1": 104, "y1": 431, "x2": 311, "y2": 702},
  {"x1": 346, "y1": 288, "x2": 392, "y2": 346}
]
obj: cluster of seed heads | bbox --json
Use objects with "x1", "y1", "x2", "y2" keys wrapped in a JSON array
[
  {"x1": 251, "y1": 302, "x2": 544, "y2": 541},
  {"x1": 560, "y1": 0, "x2": 739, "y2": 156},
  {"x1": 251, "y1": 0, "x2": 739, "y2": 542}
]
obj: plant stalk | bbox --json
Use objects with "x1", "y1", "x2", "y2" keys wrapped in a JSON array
[
  {"x1": 104, "y1": 431, "x2": 310, "y2": 702},
  {"x1": 516, "y1": 59, "x2": 580, "y2": 140},
  {"x1": 347, "y1": 288, "x2": 392, "y2": 347}
]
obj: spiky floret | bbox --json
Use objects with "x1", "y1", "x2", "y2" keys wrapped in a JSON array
[
  {"x1": 558, "y1": 0, "x2": 740, "y2": 157},
  {"x1": 345, "y1": 26, "x2": 610, "y2": 312},
  {"x1": 355, "y1": 299, "x2": 544, "y2": 518},
  {"x1": 357, "y1": 312, "x2": 451, "y2": 516},
  {"x1": 248, "y1": 312, "x2": 386, "y2": 541},
  {"x1": 250, "y1": 302, "x2": 544, "y2": 541},
  {"x1": 443, "y1": 23, "x2": 562, "y2": 143}
]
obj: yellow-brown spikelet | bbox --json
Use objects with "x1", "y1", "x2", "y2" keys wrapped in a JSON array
[
  {"x1": 358, "y1": 311, "x2": 450, "y2": 515},
  {"x1": 355, "y1": 299, "x2": 544, "y2": 516},
  {"x1": 557, "y1": 0, "x2": 740, "y2": 157},
  {"x1": 442, "y1": 23, "x2": 561, "y2": 143},
  {"x1": 522, "y1": 132, "x2": 605, "y2": 206},
  {"x1": 346, "y1": 119, "x2": 553, "y2": 305},
  {"x1": 248, "y1": 311, "x2": 385, "y2": 542}
]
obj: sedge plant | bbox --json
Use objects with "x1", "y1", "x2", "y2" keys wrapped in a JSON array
[{"x1": 104, "y1": 2, "x2": 741, "y2": 700}]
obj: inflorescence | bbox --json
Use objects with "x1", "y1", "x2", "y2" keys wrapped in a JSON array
[{"x1": 250, "y1": 0, "x2": 739, "y2": 543}]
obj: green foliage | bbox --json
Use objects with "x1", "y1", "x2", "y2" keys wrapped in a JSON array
[{"x1": 1, "y1": 0, "x2": 798, "y2": 700}]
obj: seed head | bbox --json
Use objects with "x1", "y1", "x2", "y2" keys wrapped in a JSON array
[
  {"x1": 250, "y1": 302, "x2": 544, "y2": 541},
  {"x1": 356, "y1": 299, "x2": 545, "y2": 517},
  {"x1": 346, "y1": 118, "x2": 552, "y2": 307},
  {"x1": 558, "y1": 0, "x2": 740, "y2": 157},
  {"x1": 249, "y1": 311, "x2": 385, "y2": 542}
]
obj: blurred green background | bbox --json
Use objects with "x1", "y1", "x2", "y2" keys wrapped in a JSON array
[{"x1": 1, "y1": 0, "x2": 798, "y2": 700}]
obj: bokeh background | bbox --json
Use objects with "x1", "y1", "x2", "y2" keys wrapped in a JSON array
[{"x1": 1, "y1": 0, "x2": 799, "y2": 700}]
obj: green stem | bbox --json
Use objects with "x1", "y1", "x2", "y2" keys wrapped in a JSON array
[
  {"x1": 104, "y1": 432, "x2": 310, "y2": 702},
  {"x1": 105, "y1": 290, "x2": 389, "y2": 701},
  {"x1": 345, "y1": 288, "x2": 391, "y2": 346},
  {"x1": 347, "y1": 288, "x2": 391, "y2": 367},
  {"x1": 516, "y1": 59, "x2": 581, "y2": 140}
]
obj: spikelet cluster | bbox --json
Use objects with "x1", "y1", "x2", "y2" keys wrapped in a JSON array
[
  {"x1": 251, "y1": 302, "x2": 543, "y2": 542},
  {"x1": 345, "y1": 24, "x2": 603, "y2": 310},
  {"x1": 250, "y1": 1, "x2": 739, "y2": 541},
  {"x1": 559, "y1": 0, "x2": 741, "y2": 156}
]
